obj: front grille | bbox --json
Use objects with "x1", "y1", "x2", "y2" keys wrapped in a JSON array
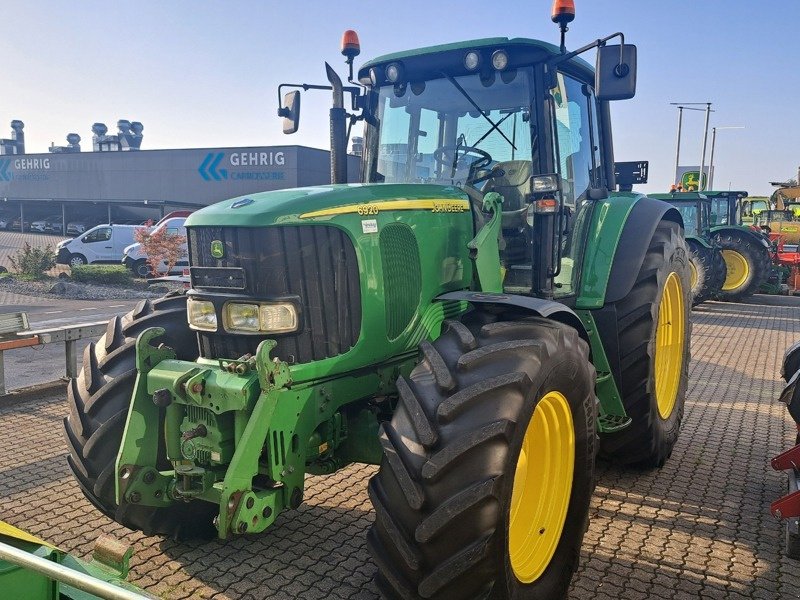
[
  {"x1": 380, "y1": 223, "x2": 421, "y2": 339},
  {"x1": 188, "y1": 225, "x2": 361, "y2": 364}
]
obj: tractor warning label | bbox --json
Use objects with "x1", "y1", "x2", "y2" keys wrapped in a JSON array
[{"x1": 361, "y1": 219, "x2": 378, "y2": 234}]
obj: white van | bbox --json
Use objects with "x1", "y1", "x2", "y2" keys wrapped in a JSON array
[
  {"x1": 56, "y1": 224, "x2": 139, "y2": 268},
  {"x1": 122, "y1": 217, "x2": 188, "y2": 278}
]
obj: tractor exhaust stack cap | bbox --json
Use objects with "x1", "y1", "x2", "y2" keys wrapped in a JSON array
[{"x1": 341, "y1": 30, "x2": 361, "y2": 60}]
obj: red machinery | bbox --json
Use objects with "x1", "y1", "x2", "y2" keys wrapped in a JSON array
[
  {"x1": 772, "y1": 342, "x2": 800, "y2": 558},
  {"x1": 768, "y1": 233, "x2": 800, "y2": 294}
]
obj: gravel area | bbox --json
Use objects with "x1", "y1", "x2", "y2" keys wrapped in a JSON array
[{"x1": 0, "y1": 276, "x2": 172, "y2": 300}]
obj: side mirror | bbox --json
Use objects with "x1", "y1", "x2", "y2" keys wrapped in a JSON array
[
  {"x1": 279, "y1": 91, "x2": 301, "y2": 134},
  {"x1": 595, "y1": 44, "x2": 637, "y2": 101}
]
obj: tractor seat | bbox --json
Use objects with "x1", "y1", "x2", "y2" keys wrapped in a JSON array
[{"x1": 482, "y1": 160, "x2": 533, "y2": 211}]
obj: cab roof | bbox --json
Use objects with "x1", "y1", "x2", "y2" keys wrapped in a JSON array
[
  {"x1": 650, "y1": 192, "x2": 710, "y2": 203},
  {"x1": 358, "y1": 37, "x2": 593, "y2": 83}
]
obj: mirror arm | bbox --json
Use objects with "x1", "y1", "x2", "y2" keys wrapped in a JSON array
[
  {"x1": 547, "y1": 31, "x2": 625, "y2": 69},
  {"x1": 276, "y1": 82, "x2": 363, "y2": 117}
]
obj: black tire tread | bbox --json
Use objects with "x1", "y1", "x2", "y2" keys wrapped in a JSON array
[
  {"x1": 63, "y1": 293, "x2": 216, "y2": 539},
  {"x1": 712, "y1": 230, "x2": 771, "y2": 301},
  {"x1": 369, "y1": 314, "x2": 597, "y2": 600},
  {"x1": 600, "y1": 220, "x2": 692, "y2": 467}
]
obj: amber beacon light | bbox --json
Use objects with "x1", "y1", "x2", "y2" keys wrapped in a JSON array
[
  {"x1": 341, "y1": 30, "x2": 361, "y2": 59},
  {"x1": 551, "y1": 0, "x2": 576, "y2": 24}
]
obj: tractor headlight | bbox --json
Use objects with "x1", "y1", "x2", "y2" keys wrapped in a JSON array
[
  {"x1": 464, "y1": 51, "x2": 481, "y2": 71},
  {"x1": 491, "y1": 50, "x2": 509, "y2": 70},
  {"x1": 259, "y1": 303, "x2": 298, "y2": 333},
  {"x1": 223, "y1": 302, "x2": 299, "y2": 334},
  {"x1": 187, "y1": 299, "x2": 218, "y2": 332},
  {"x1": 224, "y1": 303, "x2": 261, "y2": 332}
]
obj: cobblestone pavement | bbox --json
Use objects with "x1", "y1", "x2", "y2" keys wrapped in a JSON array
[
  {"x1": 0, "y1": 230, "x2": 68, "y2": 271},
  {"x1": 1, "y1": 299, "x2": 799, "y2": 599}
]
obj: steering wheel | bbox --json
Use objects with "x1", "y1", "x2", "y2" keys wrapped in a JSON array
[{"x1": 433, "y1": 145, "x2": 492, "y2": 178}]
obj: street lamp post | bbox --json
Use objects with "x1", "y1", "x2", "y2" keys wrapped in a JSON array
[
  {"x1": 707, "y1": 125, "x2": 744, "y2": 190},
  {"x1": 670, "y1": 102, "x2": 714, "y2": 188}
]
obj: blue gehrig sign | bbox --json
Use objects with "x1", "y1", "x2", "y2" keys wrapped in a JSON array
[{"x1": 198, "y1": 151, "x2": 286, "y2": 182}]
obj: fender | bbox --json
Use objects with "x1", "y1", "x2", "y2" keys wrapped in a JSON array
[
  {"x1": 711, "y1": 225, "x2": 771, "y2": 249},
  {"x1": 686, "y1": 235, "x2": 712, "y2": 251},
  {"x1": 577, "y1": 194, "x2": 683, "y2": 309},
  {"x1": 436, "y1": 290, "x2": 589, "y2": 344}
]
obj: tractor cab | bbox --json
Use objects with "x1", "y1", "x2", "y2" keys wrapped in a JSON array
[
  {"x1": 652, "y1": 191, "x2": 712, "y2": 237},
  {"x1": 703, "y1": 190, "x2": 749, "y2": 226},
  {"x1": 359, "y1": 38, "x2": 611, "y2": 296}
]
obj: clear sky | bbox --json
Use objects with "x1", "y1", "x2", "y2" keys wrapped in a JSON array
[{"x1": 3, "y1": 0, "x2": 798, "y2": 196}]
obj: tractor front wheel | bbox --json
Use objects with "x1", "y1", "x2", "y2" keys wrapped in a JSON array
[
  {"x1": 368, "y1": 314, "x2": 596, "y2": 599},
  {"x1": 63, "y1": 293, "x2": 216, "y2": 539},
  {"x1": 600, "y1": 220, "x2": 691, "y2": 467}
]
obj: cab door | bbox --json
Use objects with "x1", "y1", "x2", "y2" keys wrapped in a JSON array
[{"x1": 80, "y1": 226, "x2": 114, "y2": 263}]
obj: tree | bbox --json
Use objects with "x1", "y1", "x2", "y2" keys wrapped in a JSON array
[{"x1": 133, "y1": 221, "x2": 186, "y2": 277}]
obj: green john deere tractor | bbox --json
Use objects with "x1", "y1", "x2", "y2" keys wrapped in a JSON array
[
  {"x1": 651, "y1": 192, "x2": 726, "y2": 305},
  {"x1": 64, "y1": 6, "x2": 691, "y2": 598},
  {"x1": 705, "y1": 190, "x2": 772, "y2": 300}
]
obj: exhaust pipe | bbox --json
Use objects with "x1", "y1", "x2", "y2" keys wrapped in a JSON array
[{"x1": 325, "y1": 63, "x2": 348, "y2": 185}]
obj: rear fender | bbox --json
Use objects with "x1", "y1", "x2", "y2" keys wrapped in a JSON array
[
  {"x1": 577, "y1": 194, "x2": 683, "y2": 309},
  {"x1": 687, "y1": 235, "x2": 712, "y2": 251},
  {"x1": 711, "y1": 225, "x2": 771, "y2": 249}
]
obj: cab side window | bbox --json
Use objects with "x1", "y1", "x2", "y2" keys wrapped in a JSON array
[
  {"x1": 82, "y1": 227, "x2": 112, "y2": 243},
  {"x1": 550, "y1": 73, "x2": 594, "y2": 206}
]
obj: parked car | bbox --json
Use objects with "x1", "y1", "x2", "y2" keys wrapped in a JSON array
[
  {"x1": 11, "y1": 217, "x2": 31, "y2": 232},
  {"x1": 153, "y1": 210, "x2": 193, "y2": 227},
  {"x1": 0, "y1": 214, "x2": 11, "y2": 230},
  {"x1": 66, "y1": 219, "x2": 101, "y2": 235},
  {"x1": 31, "y1": 215, "x2": 63, "y2": 233},
  {"x1": 122, "y1": 217, "x2": 188, "y2": 277},
  {"x1": 56, "y1": 224, "x2": 139, "y2": 267}
]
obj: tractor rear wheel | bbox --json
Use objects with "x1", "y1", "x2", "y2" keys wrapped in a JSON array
[
  {"x1": 712, "y1": 230, "x2": 770, "y2": 301},
  {"x1": 63, "y1": 293, "x2": 216, "y2": 539},
  {"x1": 600, "y1": 220, "x2": 691, "y2": 467},
  {"x1": 687, "y1": 241, "x2": 724, "y2": 306},
  {"x1": 368, "y1": 314, "x2": 596, "y2": 599}
]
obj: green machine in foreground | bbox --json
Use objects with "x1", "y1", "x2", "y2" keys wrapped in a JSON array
[{"x1": 65, "y1": 4, "x2": 691, "y2": 598}]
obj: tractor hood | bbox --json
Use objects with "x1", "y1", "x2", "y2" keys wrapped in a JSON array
[{"x1": 185, "y1": 183, "x2": 470, "y2": 227}]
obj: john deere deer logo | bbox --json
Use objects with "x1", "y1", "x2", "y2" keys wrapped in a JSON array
[{"x1": 210, "y1": 240, "x2": 224, "y2": 259}]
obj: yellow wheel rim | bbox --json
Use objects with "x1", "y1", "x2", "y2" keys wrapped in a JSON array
[
  {"x1": 509, "y1": 391, "x2": 574, "y2": 583},
  {"x1": 654, "y1": 272, "x2": 685, "y2": 419},
  {"x1": 689, "y1": 259, "x2": 698, "y2": 290},
  {"x1": 720, "y1": 250, "x2": 750, "y2": 291}
]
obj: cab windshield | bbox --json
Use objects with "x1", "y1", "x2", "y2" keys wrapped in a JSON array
[
  {"x1": 365, "y1": 69, "x2": 534, "y2": 187},
  {"x1": 676, "y1": 204, "x2": 698, "y2": 236}
]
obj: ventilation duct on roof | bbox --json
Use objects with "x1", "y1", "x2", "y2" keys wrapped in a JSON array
[{"x1": 0, "y1": 120, "x2": 25, "y2": 155}]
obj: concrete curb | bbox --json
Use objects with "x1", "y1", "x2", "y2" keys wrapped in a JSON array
[{"x1": 0, "y1": 379, "x2": 66, "y2": 405}]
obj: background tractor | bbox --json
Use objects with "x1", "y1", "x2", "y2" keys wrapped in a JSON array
[
  {"x1": 704, "y1": 190, "x2": 772, "y2": 300},
  {"x1": 64, "y1": 3, "x2": 692, "y2": 598},
  {"x1": 652, "y1": 192, "x2": 726, "y2": 305}
]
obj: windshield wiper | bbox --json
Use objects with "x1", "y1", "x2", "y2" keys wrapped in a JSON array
[
  {"x1": 472, "y1": 111, "x2": 515, "y2": 150},
  {"x1": 444, "y1": 73, "x2": 517, "y2": 150}
]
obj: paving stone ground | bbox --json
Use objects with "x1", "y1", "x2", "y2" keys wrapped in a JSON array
[
  {"x1": 0, "y1": 230, "x2": 68, "y2": 271},
  {"x1": 1, "y1": 298, "x2": 799, "y2": 599}
]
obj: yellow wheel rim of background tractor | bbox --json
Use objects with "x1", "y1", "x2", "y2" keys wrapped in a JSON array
[
  {"x1": 654, "y1": 272, "x2": 685, "y2": 419},
  {"x1": 689, "y1": 259, "x2": 698, "y2": 290},
  {"x1": 509, "y1": 391, "x2": 574, "y2": 583},
  {"x1": 720, "y1": 250, "x2": 750, "y2": 291}
]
